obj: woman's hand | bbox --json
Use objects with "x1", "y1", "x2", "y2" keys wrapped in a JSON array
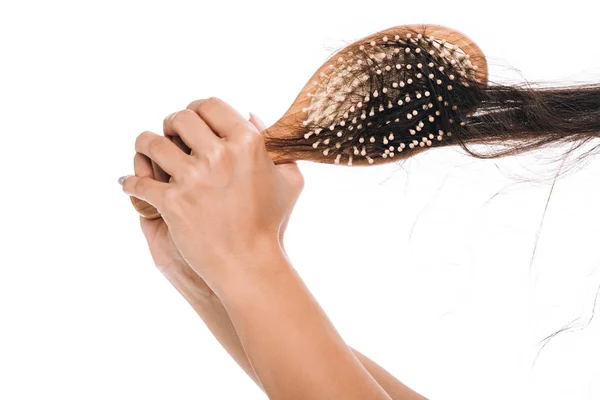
[
  {"x1": 121, "y1": 98, "x2": 304, "y2": 292},
  {"x1": 131, "y1": 111, "x2": 291, "y2": 298},
  {"x1": 132, "y1": 149, "x2": 214, "y2": 297},
  {"x1": 121, "y1": 102, "x2": 399, "y2": 400}
]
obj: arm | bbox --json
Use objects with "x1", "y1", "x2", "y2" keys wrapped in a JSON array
[
  {"x1": 159, "y1": 258, "x2": 427, "y2": 399},
  {"x1": 158, "y1": 260, "x2": 264, "y2": 390},
  {"x1": 125, "y1": 99, "x2": 427, "y2": 399},
  {"x1": 351, "y1": 349, "x2": 428, "y2": 400},
  {"x1": 207, "y1": 243, "x2": 400, "y2": 400}
]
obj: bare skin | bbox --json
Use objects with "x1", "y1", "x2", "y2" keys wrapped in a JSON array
[{"x1": 121, "y1": 98, "x2": 428, "y2": 400}]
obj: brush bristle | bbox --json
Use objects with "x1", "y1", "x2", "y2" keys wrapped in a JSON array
[{"x1": 300, "y1": 29, "x2": 482, "y2": 165}]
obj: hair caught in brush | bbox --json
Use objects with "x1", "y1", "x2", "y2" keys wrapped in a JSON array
[
  {"x1": 263, "y1": 26, "x2": 600, "y2": 177},
  {"x1": 262, "y1": 25, "x2": 600, "y2": 357}
]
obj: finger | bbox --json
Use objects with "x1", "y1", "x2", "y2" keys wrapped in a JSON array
[
  {"x1": 169, "y1": 134, "x2": 192, "y2": 156},
  {"x1": 163, "y1": 109, "x2": 220, "y2": 156},
  {"x1": 135, "y1": 150, "x2": 170, "y2": 184},
  {"x1": 134, "y1": 152, "x2": 155, "y2": 179},
  {"x1": 151, "y1": 135, "x2": 191, "y2": 184},
  {"x1": 151, "y1": 158, "x2": 170, "y2": 183},
  {"x1": 187, "y1": 97, "x2": 257, "y2": 141},
  {"x1": 135, "y1": 130, "x2": 191, "y2": 179},
  {"x1": 248, "y1": 112, "x2": 267, "y2": 133},
  {"x1": 150, "y1": 133, "x2": 193, "y2": 186},
  {"x1": 121, "y1": 175, "x2": 169, "y2": 210}
]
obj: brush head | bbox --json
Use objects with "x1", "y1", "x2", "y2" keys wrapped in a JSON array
[
  {"x1": 305, "y1": 32, "x2": 479, "y2": 164},
  {"x1": 263, "y1": 24, "x2": 488, "y2": 166}
]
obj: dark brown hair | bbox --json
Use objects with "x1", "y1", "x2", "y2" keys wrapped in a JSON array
[
  {"x1": 262, "y1": 25, "x2": 600, "y2": 179},
  {"x1": 261, "y1": 25, "x2": 600, "y2": 358}
]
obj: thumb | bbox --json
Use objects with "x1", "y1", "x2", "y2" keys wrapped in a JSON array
[
  {"x1": 248, "y1": 112, "x2": 304, "y2": 190},
  {"x1": 248, "y1": 112, "x2": 267, "y2": 132}
]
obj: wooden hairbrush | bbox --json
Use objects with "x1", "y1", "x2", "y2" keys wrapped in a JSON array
[{"x1": 131, "y1": 23, "x2": 488, "y2": 219}]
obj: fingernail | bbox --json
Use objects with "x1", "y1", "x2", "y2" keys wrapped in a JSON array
[{"x1": 118, "y1": 175, "x2": 131, "y2": 186}]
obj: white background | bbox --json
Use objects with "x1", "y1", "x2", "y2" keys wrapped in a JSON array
[{"x1": 1, "y1": 1, "x2": 600, "y2": 399}]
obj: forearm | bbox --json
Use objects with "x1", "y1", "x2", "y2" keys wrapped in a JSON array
[
  {"x1": 162, "y1": 258, "x2": 426, "y2": 399},
  {"x1": 193, "y1": 298, "x2": 425, "y2": 399},
  {"x1": 211, "y1": 247, "x2": 392, "y2": 400},
  {"x1": 158, "y1": 262, "x2": 264, "y2": 390},
  {"x1": 352, "y1": 349, "x2": 428, "y2": 400}
]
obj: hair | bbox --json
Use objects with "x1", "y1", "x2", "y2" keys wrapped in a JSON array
[
  {"x1": 262, "y1": 26, "x2": 600, "y2": 180},
  {"x1": 262, "y1": 25, "x2": 600, "y2": 360}
]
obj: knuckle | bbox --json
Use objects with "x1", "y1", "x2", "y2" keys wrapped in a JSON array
[
  {"x1": 201, "y1": 97, "x2": 221, "y2": 113},
  {"x1": 163, "y1": 186, "x2": 179, "y2": 203},
  {"x1": 182, "y1": 162, "x2": 201, "y2": 182},
  {"x1": 185, "y1": 99, "x2": 202, "y2": 110},
  {"x1": 171, "y1": 109, "x2": 195, "y2": 125},
  {"x1": 206, "y1": 96, "x2": 221, "y2": 106},
  {"x1": 147, "y1": 136, "x2": 165, "y2": 158},
  {"x1": 162, "y1": 112, "x2": 176, "y2": 127},
  {"x1": 186, "y1": 97, "x2": 222, "y2": 119},
  {"x1": 206, "y1": 144, "x2": 230, "y2": 166},
  {"x1": 135, "y1": 130, "x2": 153, "y2": 149},
  {"x1": 209, "y1": 145, "x2": 224, "y2": 161},
  {"x1": 180, "y1": 108, "x2": 198, "y2": 119},
  {"x1": 133, "y1": 176, "x2": 147, "y2": 194}
]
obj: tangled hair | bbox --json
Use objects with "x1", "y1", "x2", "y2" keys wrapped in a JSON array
[{"x1": 262, "y1": 25, "x2": 600, "y2": 178}]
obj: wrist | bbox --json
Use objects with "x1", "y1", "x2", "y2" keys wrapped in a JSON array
[{"x1": 208, "y1": 238, "x2": 291, "y2": 301}]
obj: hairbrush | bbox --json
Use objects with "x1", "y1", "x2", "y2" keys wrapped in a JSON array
[{"x1": 130, "y1": 23, "x2": 600, "y2": 219}]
